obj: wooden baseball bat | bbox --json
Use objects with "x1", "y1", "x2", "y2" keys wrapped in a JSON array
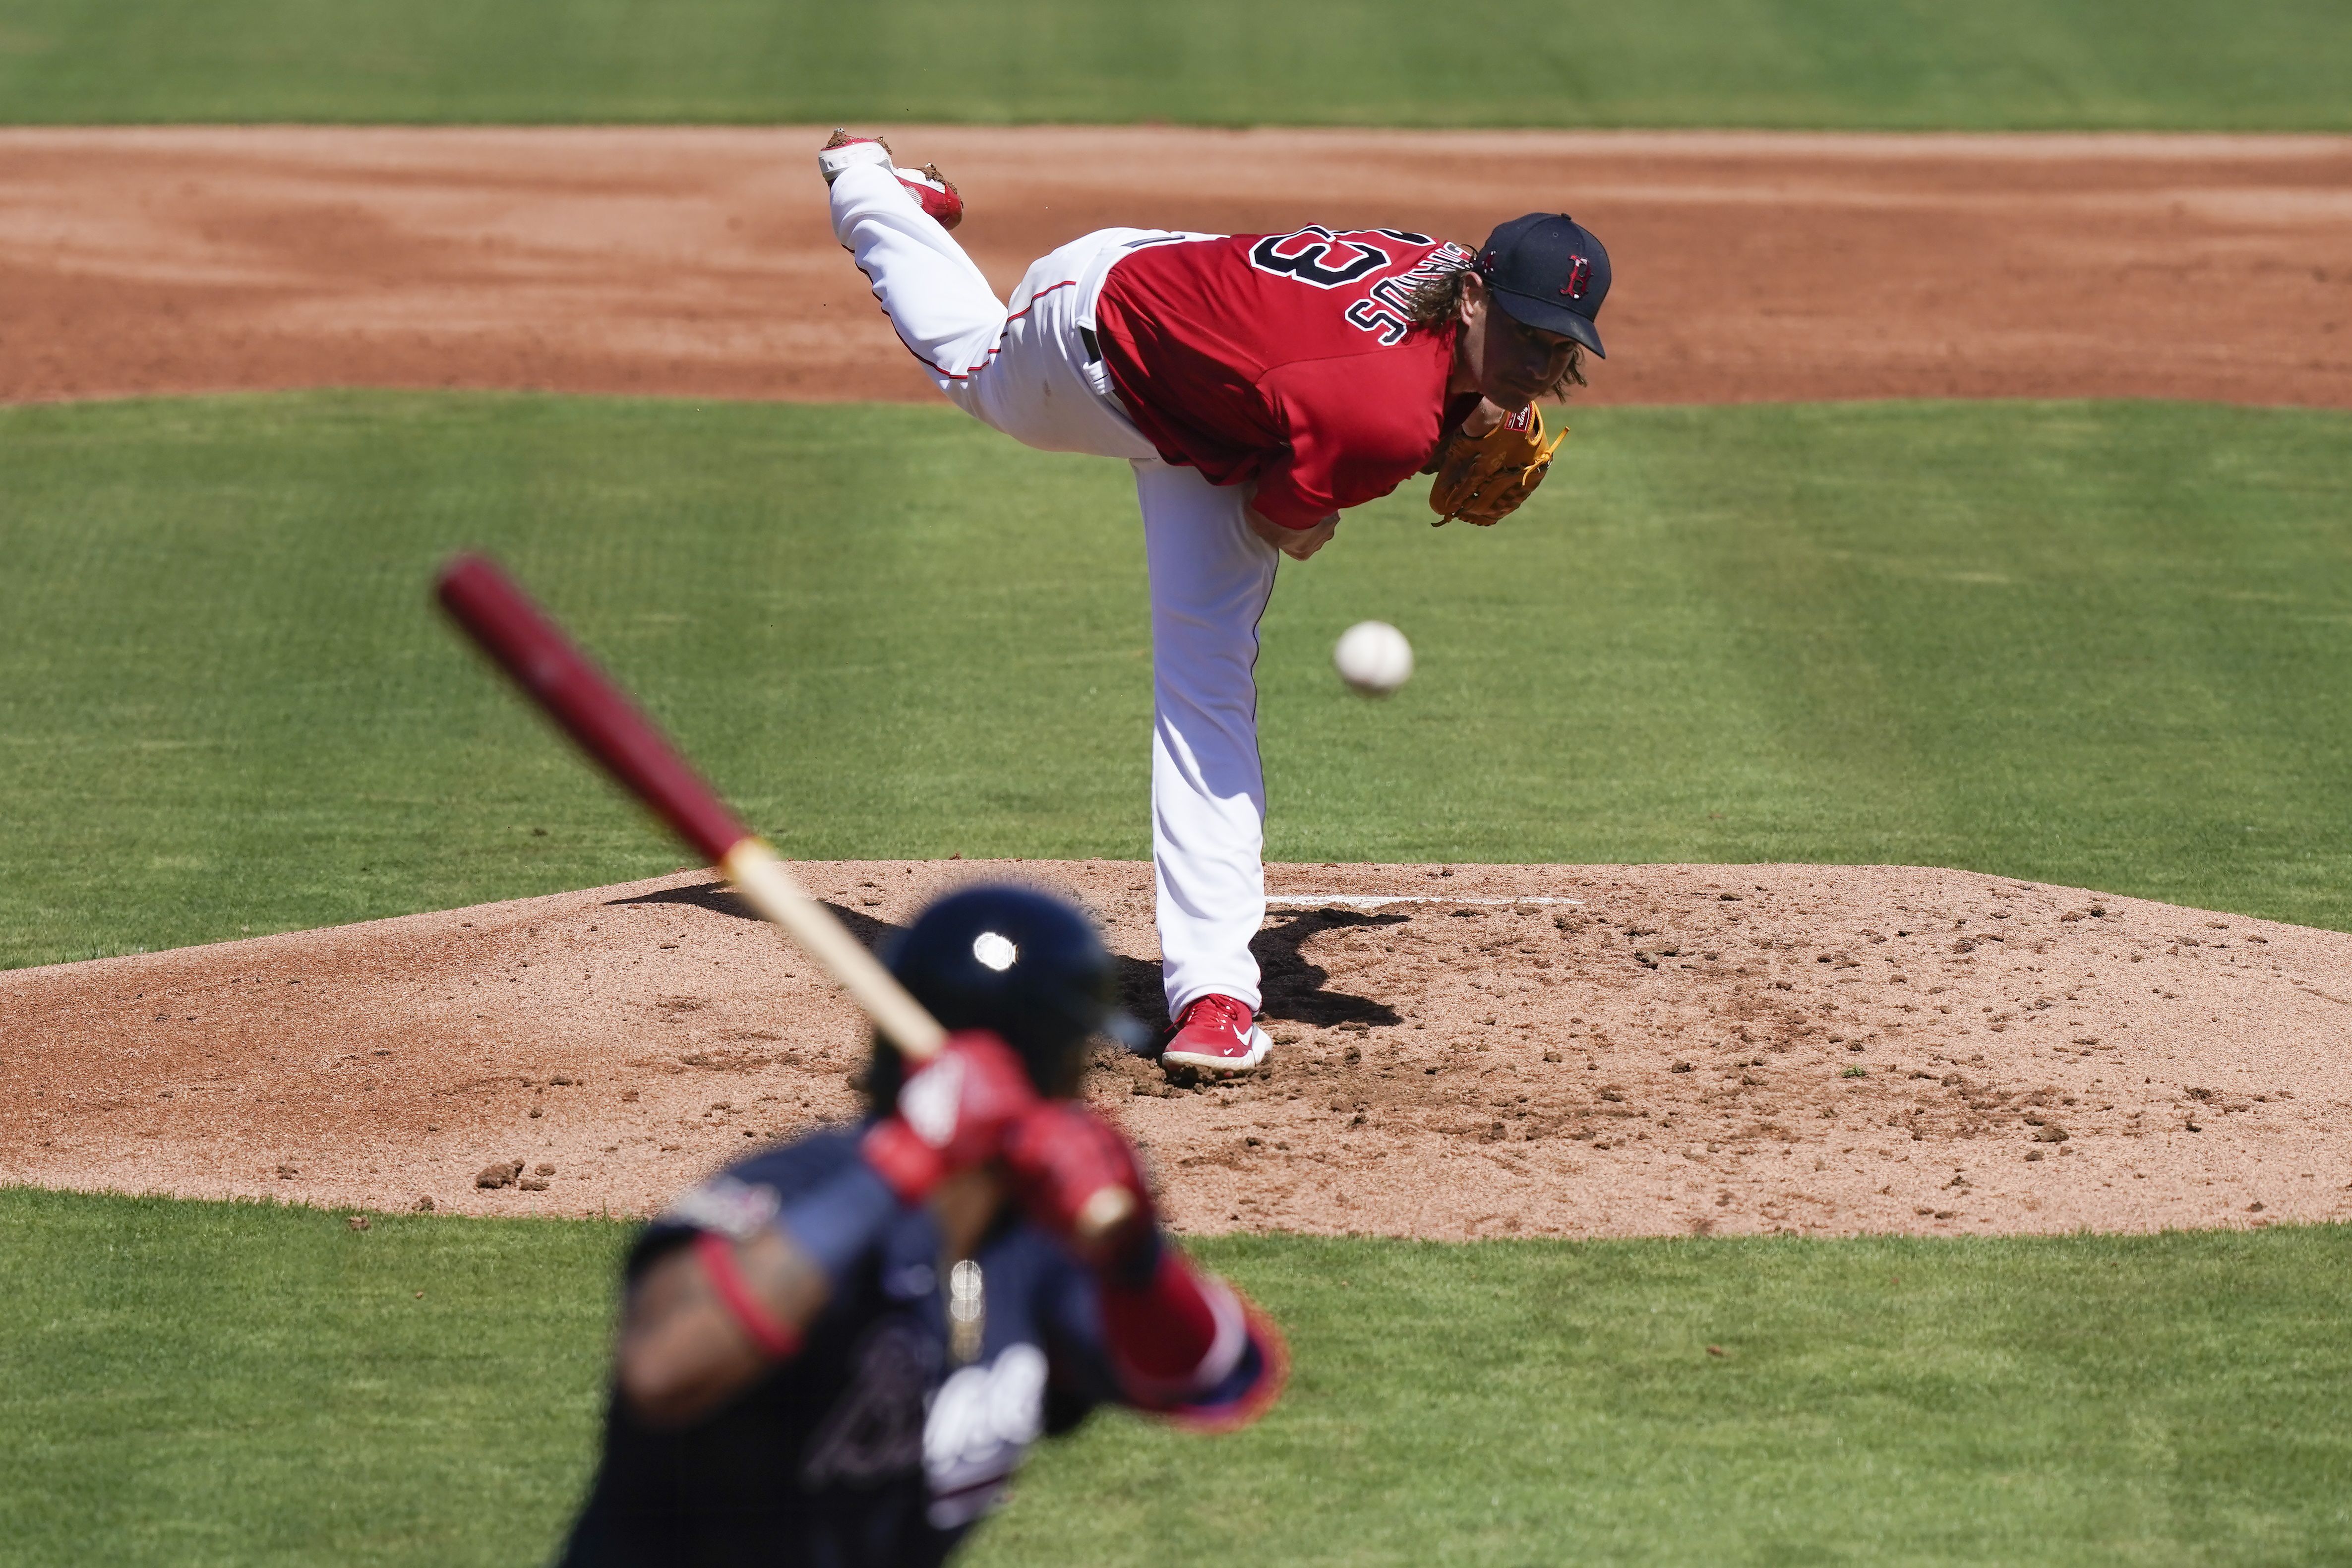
[{"x1": 433, "y1": 552, "x2": 947, "y2": 1064}]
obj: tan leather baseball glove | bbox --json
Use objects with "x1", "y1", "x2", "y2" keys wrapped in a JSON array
[{"x1": 1427, "y1": 404, "x2": 1568, "y2": 527}]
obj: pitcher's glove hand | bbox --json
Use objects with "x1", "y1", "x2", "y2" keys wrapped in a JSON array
[{"x1": 1427, "y1": 403, "x2": 1568, "y2": 527}]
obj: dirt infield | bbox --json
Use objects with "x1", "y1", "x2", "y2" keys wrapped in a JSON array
[
  {"x1": 8, "y1": 858, "x2": 2349, "y2": 1240},
  {"x1": 9, "y1": 131, "x2": 2352, "y2": 1242},
  {"x1": 3, "y1": 126, "x2": 2348, "y2": 409}
]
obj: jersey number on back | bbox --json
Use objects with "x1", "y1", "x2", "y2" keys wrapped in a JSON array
[{"x1": 1248, "y1": 226, "x2": 1412, "y2": 289}]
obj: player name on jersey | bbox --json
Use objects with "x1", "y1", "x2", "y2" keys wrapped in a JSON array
[{"x1": 1093, "y1": 228, "x2": 1480, "y2": 529}]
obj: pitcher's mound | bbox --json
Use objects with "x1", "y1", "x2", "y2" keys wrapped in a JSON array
[{"x1": 6, "y1": 860, "x2": 2350, "y2": 1240}]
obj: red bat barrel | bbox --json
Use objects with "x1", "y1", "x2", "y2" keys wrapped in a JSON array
[{"x1": 434, "y1": 553, "x2": 748, "y2": 865}]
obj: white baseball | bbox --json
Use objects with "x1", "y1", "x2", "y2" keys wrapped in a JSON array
[{"x1": 1333, "y1": 620, "x2": 1413, "y2": 697}]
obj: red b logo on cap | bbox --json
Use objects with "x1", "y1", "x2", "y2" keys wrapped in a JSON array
[{"x1": 1561, "y1": 256, "x2": 1591, "y2": 301}]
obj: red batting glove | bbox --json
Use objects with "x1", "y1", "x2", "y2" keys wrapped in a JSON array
[
  {"x1": 1002, "y1": 1102, "x2": 1156, "y2": 1268},
  {"x1": 860, "y1": 1030, "x2": 1038, "y2": 1203}
]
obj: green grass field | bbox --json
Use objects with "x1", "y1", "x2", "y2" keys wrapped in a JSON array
[
  {"x1": 6, "y1": 392, "x2": 2352, "y2": 969},
  {"x1": 4, "y1": 1190, "x2": 2347, "y2": 1566},
  {"x1": 11, "y1": 5, "x2": 2345, "y2": 1557},
  {"x1": 11, "y1": 392, "x2": 2352, "y2": 1561},
  {"x1": 1, "y1": 0, "x2": 2349, "y2": 128}
]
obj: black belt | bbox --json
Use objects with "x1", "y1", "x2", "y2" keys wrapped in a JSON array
[{"x1": 1079, "y1": 325, "x2": 1101, "y2": 364}]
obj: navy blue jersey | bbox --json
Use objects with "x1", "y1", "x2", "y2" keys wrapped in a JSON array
[{"x1": 557, "y1": 1129, "x2": 1269, "y2": 1567}]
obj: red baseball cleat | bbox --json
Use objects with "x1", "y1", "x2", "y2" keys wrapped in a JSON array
[
  {"x1": 818, "y1": 130, "x2": 964, "y2": 231},
  {"x1": 895, "y1": 163, "x2": 964, "y2": 231},
  {"x1": 1159, "y1": 994, "x2": 1271, "y2": 1074}
]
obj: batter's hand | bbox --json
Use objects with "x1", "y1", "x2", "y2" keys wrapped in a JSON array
[
  {"x1": 1003, "y1": 1102, "x2": 1156, "y2": 1266},
  {"x1": 859, "y1": 1030, "x2": 1038, "y2": 1203},
  {"x1": 1246, "y1": 505, "x2": 1338, "y2": 560}
]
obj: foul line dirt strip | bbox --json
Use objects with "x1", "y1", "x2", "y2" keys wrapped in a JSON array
[
  {"x1": 6, "y1": 859, "x2": 2351, "y2": 1240},
  {"x1": 1, "y1": 127, "x2": 2347, "y2": 409}
]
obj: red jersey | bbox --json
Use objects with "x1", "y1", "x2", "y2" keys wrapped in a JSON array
[{"x1": 1091, "y1": 228, "x2": 1479, "y2": 530}]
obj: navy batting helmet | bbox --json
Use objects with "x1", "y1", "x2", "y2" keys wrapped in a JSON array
[{"x1": 864, "y1": 884, "x2": 1137, "y2": 1109}]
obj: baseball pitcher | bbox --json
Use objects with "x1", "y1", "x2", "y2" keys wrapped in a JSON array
[{"x1": 820, "y1": 133, "x2": 1612, "y2": 1074}]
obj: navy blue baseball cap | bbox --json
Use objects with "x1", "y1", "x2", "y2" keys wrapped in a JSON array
[{"x1": 1474, "y1": 213, "x2": 1611, "y2": 359}]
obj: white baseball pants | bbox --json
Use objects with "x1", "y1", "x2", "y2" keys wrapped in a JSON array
[{"x1": 831, "y1": 164, "x2": 1272, "y2": 1018}]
